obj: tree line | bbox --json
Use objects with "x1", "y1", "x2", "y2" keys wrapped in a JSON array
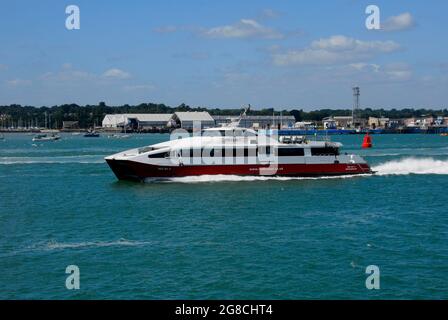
[{"x1": 0, "y1": 102, "x2": 447, "y2": 128}]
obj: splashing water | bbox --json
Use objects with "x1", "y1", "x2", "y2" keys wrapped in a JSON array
[
  {"x1": 27, "y1": 239, "x2": 151, "y2": 251},
  {"x1": 148, "y1": 157, "x2": 448, "y2": 183},
  {"x1": 0, "y1": 155, "x2": 104, "y2": 164},
  {"x1": 146, "y1": 174, "x2": 370, "y2": 184},
  {"x1": 373, "y1": 157, "x2": 448, "y2": 175}
]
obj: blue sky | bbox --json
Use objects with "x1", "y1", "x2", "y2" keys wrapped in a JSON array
[{"x1": 0, "y1": 0, "x2": 447, "y2": 110}]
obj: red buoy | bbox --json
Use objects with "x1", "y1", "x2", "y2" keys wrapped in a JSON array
[{"x1": 362, "y1": 133, "x2": 372, "y2": 148}]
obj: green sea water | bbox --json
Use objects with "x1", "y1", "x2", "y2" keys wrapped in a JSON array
[{"x1": 0, "y1": 133, "x2": 447, "y2": 299}]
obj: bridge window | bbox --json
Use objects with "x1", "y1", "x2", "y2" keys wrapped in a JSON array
[
  {"x1": 259, "y1": 146, "x2": 271, "y2": 155},
  {"x1": 148, "y1": 151, "x2": 170, "y2": 158},
  {"x1": 278, "y1": 148, "x2": 305, "y2": 156},
  {"x1": 311, "y1": 147, "x2": 339, "y2": 156}
]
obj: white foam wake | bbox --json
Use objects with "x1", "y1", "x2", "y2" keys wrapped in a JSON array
[
  {"x1": 373, "y1": 157, "x2": 448, "y2": 175},
  {"x1": 146, "y1": 174, "x2": 369, "y2": 184},
  {"x1": 0, "y1": 155, "x2": 104, "y2": 164},
  {"x1": 28, "y1": 238, "x2": 151, "y2": 251}
]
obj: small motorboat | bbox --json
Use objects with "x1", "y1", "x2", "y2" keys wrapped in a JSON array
[
  {"x1": 441, "y1": 133, "x2": 448, "y2": 137},
  {"x1": 32, "y1": 134, "x2": 61, "y2": 141},
  {"x1": 108, "y1": 134, "x2": 131, "y2": 139},
  {"x1": 84, "y1": 130, "x2": 100, "y2": 137}
]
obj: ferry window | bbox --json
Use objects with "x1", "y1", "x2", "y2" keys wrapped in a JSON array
[
  {"x1": 148, "y1": 151, "x2": 169, "y2": 158},
  {"x1": 244, "y1": 131, "x2": 257, "y2": 137},
  {"x1": 190, "y1": 149, "x2": 201, "y2": 158},
  {"x1": 182, "y1": 149, "x2": 196, "y2": 158},
  {"x1": 259, "y1": 146, "x2": 271, "y2": 155},
  {"x1": 311, "y1": 147, "x2": 339, "y2": 156},
  {"x1": 180, "y1": 149, "x2": 189, "y2": 158},
  {"x1": 202, "y1": 148, "x2": 214, "y2": 157},
  {"x1": 233, "y1": 148, "x2": 246, "y2": 157},
  {"x1": 278, "y1": 148, "x2": 305, "y2": 156},
  {"x1": 139, "y1": 147, "x2": 155, "y2": 154},
  {"x1": 216, "y1": 148, "x2": 223, "y2": 157},
  {"x1": 223, "y1": 148, "x2": 233, "y2": 157}
]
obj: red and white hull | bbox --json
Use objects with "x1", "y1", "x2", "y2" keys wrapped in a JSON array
[{"x1": 106, "y1": 159, "x2": 372, "y2": 181}]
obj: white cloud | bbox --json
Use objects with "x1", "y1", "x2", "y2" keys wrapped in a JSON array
[
  {"x1": 153, "y1": 26, "x2": 178, "y2": 34},
  {"x1": 40, "y1": 64, "x2": 94, "y2": 82},
  {"x1": 101, "y1": 68, "x2": 131, "y2": 80},
  {"x1": 384, "y1": 63, "x2": 412, "y2": 81},
  {"x1": 61, "y1": 63, "x2": 73, "y2": 69},
  {"x1": 273, "y1": 35, "x2": 401, "y2": 66},
  {"x1": 382, "y1": 12, "x2": 416, "y2": 32},
  {"x1": 123, "y1": 84, "x2": 155, "y2": 91},
  {"x1": 40, "y1": 65, "x2": 132, "y2": 82},
  {"x1": 330, "y1": 62, "x2": 413, "y2": 83},
  {"x1": 203, "y1": 19, "x2": 283, "y2": 39},
  {"x1": 5, "y1": 79, "x2": 32, "y2": 86},
  {"x1": 311, "y1": 35, "x2": 400, "y2": 53},
  {"x1": 349, "y1": 63, "x2": 380, "y2": 73},
  {"x1": 40, "y1": 70, "x2": 93, "y2": 82},
  {"x1": 259, "y1": 9, "x2": 280, "y2": 19},
  {"x1": 171, "y1": 52, "x2": 210, "y2": 60}
]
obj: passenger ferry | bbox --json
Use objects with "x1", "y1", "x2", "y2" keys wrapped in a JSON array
[{"x1": 105, "y1": 108, "x2": 372, "y2": 181}]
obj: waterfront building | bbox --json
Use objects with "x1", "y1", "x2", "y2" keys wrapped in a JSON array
[
  {"x1": 333, "y1": 116, "x2": 354, "y2": 129},
  {"x1": 168, "y1": 112, "x2": 215, "y2": 130},
  {"x1": 294, "y1": 121, "x2": 317, "y2": 130},
  {"x1": 102, "y1": 114, "x2": 172, "y2": 130},
  {"x1": 368, "y1": 117, "x2": 390, "y2": 129},
  {"x1": 322, "y1": 117, "x2": 337, "y2": 129},
  {"x1": 213, "y1": 115, "x2": 295, "y2": 129},
  {"x1": 62, "y1": 121, "x2": 79, "y2": 130}
]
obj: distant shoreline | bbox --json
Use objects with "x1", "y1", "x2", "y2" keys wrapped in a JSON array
[{"x1": 2, "y1": 128, "x2": 447, "y2": 135}]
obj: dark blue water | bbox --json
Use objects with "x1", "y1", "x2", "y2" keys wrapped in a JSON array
[{"x1": 1, "y1": 133, "x2": 447, "y2": 299}]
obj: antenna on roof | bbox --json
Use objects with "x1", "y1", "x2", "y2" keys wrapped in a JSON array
[{"x1": 228, "y1": 104, "x2": 251, "y2": 128}]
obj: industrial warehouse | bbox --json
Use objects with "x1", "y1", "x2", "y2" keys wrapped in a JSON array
[{"x1": 101, "y1": 111, "x2": 296, "y2": 132}]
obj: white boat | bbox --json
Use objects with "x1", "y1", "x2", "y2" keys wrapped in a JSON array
[
  {"x1": 108, "y1": 134, "x2": 131, "y2": 139},
  {"x1": 32, "y1": 134, "x2": 61, "y2": 141},
  {"x1": 84, "y1": 130, "x2": 100, "y2": 137},
  {"x1": 105, "y1": 107, "x2": 372, "y2": 181}
]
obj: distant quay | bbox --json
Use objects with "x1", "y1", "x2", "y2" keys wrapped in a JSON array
[
  {"x1": 1, "y1": 103, "x2": 448, "y2": 134},
  {"x1": 2, "y1": 126, "x2": 448, "y2": 135}
]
